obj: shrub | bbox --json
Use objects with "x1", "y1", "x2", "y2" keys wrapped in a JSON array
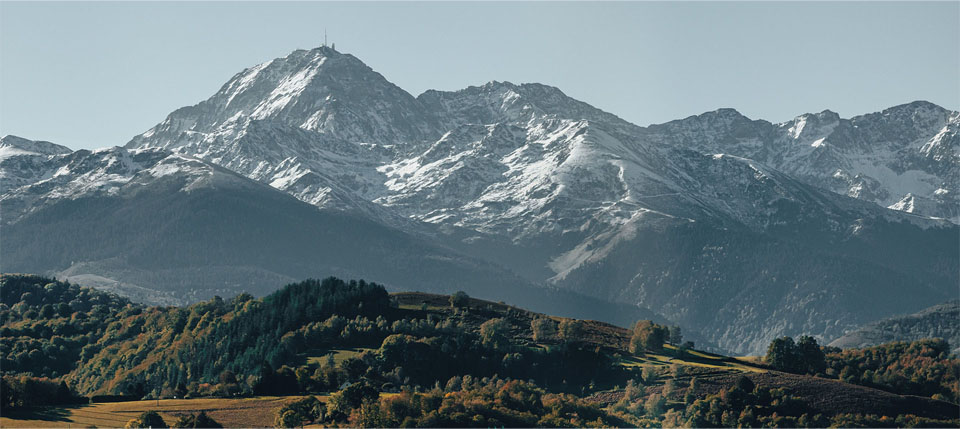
[
  {"x1": 125, "y1": 411, "x2": 167, "y2": 428},
  {"x1": 172, "y1": 412, "x2": 222, "y2": 428},
  {"x1": 531, "y1": 317, "x2": 556, "y2": 342},
  {"x1": 558, "y1": 319, "x2": 584, "y2": 343},
  {"x1": 644, "y1": 393, "x2": 666, "y2": 416},
  {"x1": 480, "y1": 318, "x2": 510, "y2": 349},
  {"x1": 641, "y1": 366, "x2": 658, "y2": 385},
  {"x1": 449, "y1": 291, "x2": 469, "y2": 308},
  {"x1": 274, "y1": 409, "x2": 301, "y2": 428}
]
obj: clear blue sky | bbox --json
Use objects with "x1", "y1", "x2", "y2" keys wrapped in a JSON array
[{"x1": 2, "y1": 2, "x2": 958, "y2": 150}]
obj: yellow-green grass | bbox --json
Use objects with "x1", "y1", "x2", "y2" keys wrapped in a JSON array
[
  {"x1": 397, "y1": 303, "x2": 449, "y2": 311},
  {"x1": 305, "y1": 347, "x2": 376, "y2": 366},
  {"x1": 617, "y1": 348, "x2": 766, "y2": 374},
  {"x1": 1, "y1": 396, "x2": 317, "y2": 428}
]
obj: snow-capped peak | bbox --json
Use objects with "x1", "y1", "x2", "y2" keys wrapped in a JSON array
[
  {"x1": 128, "y1": 45, "x2": 437, "y2": 152},
  {"x1": 0, "y1": 135, "x2": 72, "y2": 160}
]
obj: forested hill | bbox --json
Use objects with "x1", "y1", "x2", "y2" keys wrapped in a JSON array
[
  {"x1": 829, "y1": 300, "x2": 960, "y2": 353},
  {"x1": 2, "y1": 274, "x2": 958, "y2": 428}
]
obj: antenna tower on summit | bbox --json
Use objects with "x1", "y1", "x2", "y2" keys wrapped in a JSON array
[{"x1": 324, "y1": 29, "x2": 328, "y2": 47}]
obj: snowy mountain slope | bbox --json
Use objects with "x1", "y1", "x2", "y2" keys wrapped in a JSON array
[
  {"x1": 126, "y1": 48, "x2": 684, "y2": 241},
  {"x1": 646, "y1": 102, "x2": 959, "y2": 222},
  {"x1": 0, "y1": 142, "x2": 667, "y2": 329},
  {"x1": 12, "y1": 45, "x2": 953, "y2": 353},
  {"x1": 124, "y1": 47, "x2": 443, "y2": 228},
  {"x1": 125, "y1": 47, "x2": 957, "y2": 236},
  {"x1": 125, "y1": 47, "x2": 957, "y2": 244},
  {"x1": 376, "y1": 119, "x2": 675, "y2": 238},
  {"x1": 0, "y1": 143, "x2": 248, "y2": 225},
  {"x1": 0, "y1": 135, "x2": 72, "y2": 160},
  {"x1": 0, "y1": 135, "x2": 74, "y2": 193},
  {"x1": 417, "y1": 81, "x2": 643, "y2": 136}
]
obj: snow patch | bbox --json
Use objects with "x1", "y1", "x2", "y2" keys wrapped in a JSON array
[{"x1": 789, "y1": 117, "x2": 807, "y2": 139}]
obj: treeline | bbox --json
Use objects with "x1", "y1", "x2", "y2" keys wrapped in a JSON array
[
  {"x1": 123, "y1": 410, "x2": 222, "y2": 428},
  {"x1": 611, "y1": 374, "x2": 824, "y2": 427},
  {"x1": 629, "y1": 320, "x2": 690, "y2": 354},
  {"x1": 0, "y1": 275, "x2": 394, "y2": 397},
  {"x1": 617, "y1": 373, "x2": 957, "y2": 428},
  {"x1": 1, "y1": 375, "x2": 85, "y2": 409},
  {"x1": 272, "y1": 367, "x2": 959, "y2": 428},
  {"x1": 0, "y1": 275, "x2": 136, "y2": 378},
  {"x1": 2, "y1": 276, "x2": 631, "y2": 399},
  {"x1": 3, "y1": 274, "x2": 958, "y2": 428},
  {"x1": 824, "y1": 339, "x2": 959, "y2": 404},
  {"x1": 232, "y1": 300, "x2": 633, "y2": 399},
  {"x1": 763, "y1": 335, "x2": 958, "y2": 405},
  {"x1": 764, "y1": 335, "x2": 827, "y2": 375},
  {"x1": 68, "y1": 277, "x2": 391, "y2": 397},
  {"x1": 272, "y1": 377, "x2": 630, "y2": 428},
  {"x1": 764, "y1": 336, "x2": 960, "y2": 404}
]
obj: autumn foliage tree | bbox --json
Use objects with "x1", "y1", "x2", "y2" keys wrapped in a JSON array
[
  {"x1": 531, "y1": 317, "x2": 556, "y2": 342},
  {"x1": 825, "y1": 339, "x2": 959, "y2": 403},
  {"x1": 479, "y1": 318, "x2": 510, "y2": 349},
  {"x1": 558, "y1": 319, "x2": 584, "y2": 343},
  {"x1": 630, "y1": 320, "x2": 668, "y2": 353}
]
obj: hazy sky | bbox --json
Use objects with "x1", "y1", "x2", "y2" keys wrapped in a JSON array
[{"x1": 2, "y1": 2, "x2": 958, "y2": 150}]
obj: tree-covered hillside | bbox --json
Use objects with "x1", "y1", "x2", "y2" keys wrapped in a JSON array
[
  {"x1": 829, "y1": 300, "x2": 960, "y2": 354},
  {"x1": 0, "y1": 274, "x2": 134, "y2": 378},
  {"x1": 1, "y1": 274, "x2": 957, "y2": 428}
]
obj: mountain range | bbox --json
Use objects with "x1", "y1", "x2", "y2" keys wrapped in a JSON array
[{"x1": 2, "y1": 46, "x2": 956, "y2": 354}]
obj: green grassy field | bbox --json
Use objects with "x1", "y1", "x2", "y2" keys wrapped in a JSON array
[{"x1": 0, "y1": 396, "x2": 315, "y2": 428}]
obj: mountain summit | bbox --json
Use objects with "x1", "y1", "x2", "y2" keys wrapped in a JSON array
[
  {"x1": 130, "y1": 47, "x2": 436, "y2": 148},
  {"x1": 0, "y1": 135, "x2": 72, "y2": 160}
]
